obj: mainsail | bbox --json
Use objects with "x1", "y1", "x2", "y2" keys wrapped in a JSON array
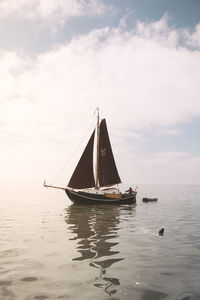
[
  {"x1": 98, "y1": 119, "x2": 121, "y2": 187},
  {"x1": 68, "y1": 130, "x2": 95, "y2": 189},
  {"x1": 68, "y1": 118, "x2": 121, "y2": 189}
]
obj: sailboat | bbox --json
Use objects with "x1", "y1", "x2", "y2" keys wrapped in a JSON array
[{"x1": 44, "y1": 109, "x2": 137, "y2": 204}]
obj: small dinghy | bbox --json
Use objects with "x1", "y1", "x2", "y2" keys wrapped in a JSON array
[{"x1": 142, "y1": 197, "x2": 158, "y2": 202}]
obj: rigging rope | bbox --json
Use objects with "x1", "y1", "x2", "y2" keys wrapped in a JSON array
[{"x1": 49, "y1": 118, "x2": 96, "y2": 186}]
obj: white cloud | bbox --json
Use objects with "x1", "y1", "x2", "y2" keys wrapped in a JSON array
[
  {"x1": 136, "y1": 14, "x2": 180, "y2": 48},
  {"x1": 0, "y1": 17, "x2": 200, "y2": 184},
  {"x1": 145, "y1": 151, "x2": 189, "y2": 165},
  {"x1": 155, "y1": 128, "x2": 182, "y2": 136},
  {"x1": 0, "y1": 19, "x2": 199, "y2": 124},
  {"x1": 133, "y1": 151, "x2": 200, "y2": 184},
  {"x1": 184, "y1": 24, "x2": 200, "y2": 49},
  {"x1": 0, "y1": 0, "x2": 114, "y2": 29}
]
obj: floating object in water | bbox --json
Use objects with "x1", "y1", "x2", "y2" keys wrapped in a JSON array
[
  {"x1": 159, "y1": 228, "x2": 164, "y2": 236},
  {"x1": 142, "y1": 197, "x2": 158, "y2": 202}
]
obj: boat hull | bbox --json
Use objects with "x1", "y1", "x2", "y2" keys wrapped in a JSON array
[
  {"x1": 142, "y1": 197, "x2": 158, "y2": 202},
  {"x1": 65, "y1": 189, "x2": 136, "y2": 204}
]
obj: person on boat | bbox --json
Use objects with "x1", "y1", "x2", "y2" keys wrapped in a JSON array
[{"x1": 126, "y1": 187, "x2": 133, "y2": 194}]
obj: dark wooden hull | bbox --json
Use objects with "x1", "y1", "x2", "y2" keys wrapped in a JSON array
[
  {"x1": 142, "y1": 197, "x2": 158, "y2": 202},
  {"x1": 65, "y1": 189, "x2": 136, "y2": 204}
]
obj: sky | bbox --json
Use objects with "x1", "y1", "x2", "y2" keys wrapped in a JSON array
[{"x1": 0, "y1": 0, "x2": 200, "y2": 186}]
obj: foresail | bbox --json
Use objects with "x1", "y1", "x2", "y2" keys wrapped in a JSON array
[
  {"x1": 98, "y1": 119, "x2": 121, "y2": 187},
  {"x1": 68, "y1": 130, "x2": 95, "y2": 189}
]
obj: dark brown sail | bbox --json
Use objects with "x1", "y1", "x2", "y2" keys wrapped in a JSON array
[
  {"x1": 68, "y1": 130, "x2": 95, "y2": 189},
  {"x1": 98, "y1": 119, "x2": 121, "y2": 187}
]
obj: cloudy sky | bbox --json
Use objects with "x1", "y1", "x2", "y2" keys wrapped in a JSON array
[{"x1": 0, "y1": 0, "x2": 200, "y2": 186}]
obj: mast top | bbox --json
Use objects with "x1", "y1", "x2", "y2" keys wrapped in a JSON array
[{"x1": 94, "y1": 107, "x2": 99, "y2": 119}]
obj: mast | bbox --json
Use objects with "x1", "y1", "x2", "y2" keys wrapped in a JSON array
[{"x1": 95, "y1": 107, "x2": 100, "y2": 189}]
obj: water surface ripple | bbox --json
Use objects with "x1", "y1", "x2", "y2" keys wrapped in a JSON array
[{"x1": 0, "y1": 185, "x2": 200, "y2": 299}]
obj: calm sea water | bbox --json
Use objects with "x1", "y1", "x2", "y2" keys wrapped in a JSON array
[{"x1": 0, "y1": 184, "x2": 200, "y2": 300}]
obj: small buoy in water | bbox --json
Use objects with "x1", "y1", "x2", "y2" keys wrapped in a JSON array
[{"x1": 159, "y1": 228, "x2": 164, "y2": 236}]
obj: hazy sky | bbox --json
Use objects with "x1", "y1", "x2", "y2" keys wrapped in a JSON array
[{"x1": 0, "y1": 0, "x2": 200, "y2": 186}]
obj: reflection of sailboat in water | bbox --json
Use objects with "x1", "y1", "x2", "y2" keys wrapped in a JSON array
[{"x1": 65, "y1": 204, "x2": 135, "y2": 295}]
